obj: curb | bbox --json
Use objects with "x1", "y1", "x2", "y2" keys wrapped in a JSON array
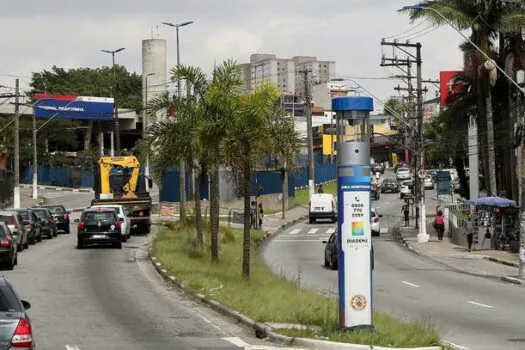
[
  {"x1": 19, "y1": 184, "x2": 93, "y2": 193},
  {"x1": 149, "y1": 255, "x2": 441, "y2": 350},
  {"x1": 484, "y1": 256, "x2": 519, "y2": 268},
  {"x1": 400, "y1": 237, "x2": 522, "y2": 285}
]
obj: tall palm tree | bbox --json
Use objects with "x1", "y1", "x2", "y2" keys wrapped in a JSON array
[
  {"x1": 404, "y1": 0, "x2": 524, "y2": 196},
  {"x1": 223, "y1": 81, "x2": 300, "y2": 279}
]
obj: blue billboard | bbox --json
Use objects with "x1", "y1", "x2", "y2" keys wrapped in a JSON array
[{"x1": 33, "y1": 93, "x2": 114, "y2": 121}]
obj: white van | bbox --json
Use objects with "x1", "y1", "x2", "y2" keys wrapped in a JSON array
[{"x1": 309, "y1": 193, "x2": 337, "y2": 223}]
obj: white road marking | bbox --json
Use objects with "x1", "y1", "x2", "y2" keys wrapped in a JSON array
[
  {"x1": 288, "y1": 228, "x2": 301, "y2": 235},
  {"x1": 65, "y1": 346, "x2": 80, "y2": 350},
  {"x1": 272, "y1": 240, "x2": 325, "y2": 243},
  {"x1": 223, "y1": 336, "x2": 306, "y2": 349},
  {"x1": 325, "y1": 227, "x2": 335, "y2": 234},
  {"x1": 443, "y1": 340, "x2": 469, "y2": 349},
  {"x1": 467, "y1": 300, "x2": 494, "y2": 309},
  {"x1": 401, "y1": 281, "x2": 420, "y2": 288},
  {"x1": 223, "y1": 337, "x2": 246, "y2": 347},
  {"x1": 308, "y1": 228, "x2": 319, "y2": 234}
]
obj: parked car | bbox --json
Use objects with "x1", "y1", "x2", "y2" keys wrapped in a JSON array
[
  {"x1": 371, "y1": 208, "x2": 383, "y2": 236},
  {"x1": 30, "y1": 208, "x2": 56, "y2": 239},
  {"x1": 424, "y1": 176, "x2": 434, "y2": 190},
  {"x1": 395, "y1": 162, "x2": 409, "y2": 172},
  {"x1": 400, "y1": 180, "x2": 414, "y2": 199},
  {"x1": 371, "y1": 163, "x2": 385, "y2": 174},
  {"x1": 0, "y1": 277, "x2": 34, "y2": 348},
  {"x1": 90, "y1": 205, "x2": 131, "y2": 241},
  {"x1": 0, "y1": 223, "x2": 17, "y2": 269},
  {"x1": 0, "y1": 211, "x2": 28, "y2": 251},
  {"x1": 38, "y1": 204, "x2": 70, "y2": 234},
  {"x1": 76, "y1": 208, "x2": 123, "y2": 249},
  {"x1": 309, "y1": 193, "x2": 337, "y2": 223},
  {"x1": 16, "y1": 209, "x2": 41, "y2": 244},
  {"x1": 381, "y1": 178, "x2": 399, "y2": 193},
  {"x1": 396, "y1": 168, "x2": 411, "y2": 181},
  {"x1": 323, "y1": 230, "x2": 374, "y2": 271}
]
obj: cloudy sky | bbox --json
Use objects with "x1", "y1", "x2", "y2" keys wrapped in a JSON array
[{"x1": 0, "y1": 0, "x2": 465, "y2": 111}]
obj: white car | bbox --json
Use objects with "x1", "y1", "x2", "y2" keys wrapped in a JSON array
[
  {"x1": 396, "y1": 168, "x2": 411, "y2": 181},
  {"x1": 371, "y1": 208, "x2": 382, "y2": 236},
  {"x1": 424, "y1": 176, "x2": 434, "y2": 190},
  {"x1": 309, "y1": 193, "x2": 337, "y2": 223},
  {"x1": 90, "y1": 205, "x2": 131, "y2": 241},
  {"x1": 400, "y1": 180, "x2": 413, "y2": 199}
]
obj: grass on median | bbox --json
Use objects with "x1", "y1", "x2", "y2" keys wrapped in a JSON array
[
  {"x1": 294, "y1": 181, "x2": 337, "y2": 206},
  {"x1": 153, "y1": 220, "x2": 444, "y2": 348}
]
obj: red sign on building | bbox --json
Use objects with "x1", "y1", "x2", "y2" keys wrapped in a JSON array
[{"x1": 440, "y1": 71, "x2": 464, "y2": 106}]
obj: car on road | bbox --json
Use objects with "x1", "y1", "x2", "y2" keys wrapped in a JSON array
[
  {"x1": 394, "y1": 162, "x2": 409, "y2": 172},
  {"x1": 0, "y1": 223, "x2": 18, "y2": 269},
  {"x1": 400, "y1": 180, "x2": 413, "y2": 199},
  {"x1": 372, "y1": 163, "x2": 385, "y2": 174},
  {"x1": 396, "y1": 168, "x2": 411, "y2": 181},
  {"x1": 90, "y1": 204, "x2": 131, "y2": 242},
  {"x1": 30, "y1": 208, "x2": 57, "y2": 239},
  {"x1": 76, "y1": 207, "x2": 123, "y2": 249},
  {"x1": 37, "y1": 204, "x2": 70, "y2": 234},
  {"x1": 381, "y1": 178, "x2": 399, "y2": 193},
  {"x1": 0, "y1": 211, "x2": 28, "y2": 251},
  {"x1": 323, "y1": 230, "x2": 374, "y2": 271},
  {"x1": 16, "y1": 209, "x2": 41, "y2": 244},
  {"x1": 424, "y1": 176, "x2": 434, "y2": 190},
  {"x1": 371, "y1": 208, "x2": 382, "y2": 236},
  {"x1": 309, "y1": 193, "x2": 337, "y2": 223},
  {"x1": 0, "y1": 277, "x2": 34, "y2": 348}
]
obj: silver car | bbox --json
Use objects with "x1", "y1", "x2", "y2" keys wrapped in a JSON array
[{"x1": 0, "y1": 211, "x2": 28, "y2": 251}]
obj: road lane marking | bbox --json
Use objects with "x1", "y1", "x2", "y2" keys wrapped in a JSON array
[
  {"x1": 401, "y1": 281, "x2": 420, "y2": 288},
  {"x1": 308, "y1": 228, "x2": 319, "y2": 234},
  {"x1": 272, "y1": 240, "x2": 325, "y2": 243},
  {"x1": 467, "y1": 300, "x2": 494, "y2": 309},
  {"x1": 443, "y1": 340, "x2": 469, "y2": 349},
  {"x1": 326, "y1": 227, "x2": 335, "y2": 234},
  {"x1": 288, "y1": 229, "x2": 301, "y2": 235}
]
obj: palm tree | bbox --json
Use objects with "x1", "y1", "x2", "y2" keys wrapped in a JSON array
[
  {"x1": 404, "y1": 0, "x2": 524, "y2": 196},
  {"x1": 223, "y1": 81, "x2": 300, "y2": 279}
]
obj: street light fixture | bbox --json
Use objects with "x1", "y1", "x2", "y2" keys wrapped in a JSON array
[
  {"x1": 144, "y1": 72, "x2": 156, "y2": 191},
  {"x1": 101, "y1": 47, "x2": 126, "y2": 155},
  {"x1": 161, "y1": 20, "x2": 194, "y2": 216},
  {"x1": 401, "y1": 5, "x2": 524, "y2": 94}
]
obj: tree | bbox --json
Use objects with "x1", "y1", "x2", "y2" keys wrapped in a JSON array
[
  {"x1": 403, "y1": 0, "x2": 525, "y2": 196},
  {"x1": 223, "y1": 81, "x2": 300, "y2": 279},
  {"x1": 30, "y1": 65, "x2": 141, "y2": 151}
]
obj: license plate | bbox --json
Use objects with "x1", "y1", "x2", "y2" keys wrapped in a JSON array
[
  {"x1": 92, "y1": 234, "x2": 107, "y2": 239},
  {"x1": 315, "y1": 207, "x2": 324, "y2": 211}
]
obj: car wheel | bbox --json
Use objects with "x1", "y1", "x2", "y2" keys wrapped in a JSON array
[
  {"x1": 76, "y1": 239, "x2": 84, "y2": 249},
  {"x1": 309, "y1": 217, "x2": 315, "y2": 224},
  {"x1": 14, "y1": 252, "x2": 17, "y2": 266},
  {"x1": 65, "y1": 227, "x2": 70, "y2": 234},
  {"x1": 23, "y1": 241, "x2": 29, "y2": 249},
  {"x1": 53, "y1": 229, "x2": 57, "y2": 237},
  {"x1": 113, "y1": 242, "x2": 122, "y2": 249},
  {"x1": 330, "y1": 259, "x2": 338, "y2": 270},
  {"x1": 324, "y1": 257, "x2": 330, "y2": 268},
  {"x1": 122, "y1": 236, "x2": 127, "y2": 243},
  {"x1": 18, "y1": 244, "x2": 23, "y2": 252}
]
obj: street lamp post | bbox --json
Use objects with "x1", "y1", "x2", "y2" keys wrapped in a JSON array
[
  {"x1": 144, "y1": 73, "x2": 156, "y2": 191},
  {"x1": 101, "y1": 47, "x2": 126, "y2": 156},
  {"x1": 162, "y1": 20, "x2": 194, "y2": 218}
]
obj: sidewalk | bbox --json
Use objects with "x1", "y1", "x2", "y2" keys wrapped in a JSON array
[{"x1": 400, "y1": 221, "x2": 525, "y2": 286}]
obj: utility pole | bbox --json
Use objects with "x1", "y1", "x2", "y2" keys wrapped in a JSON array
[
  {"x1": 517, "y1": 70, "x2": 525, "y2": 278},
  {"x1": 381, "y1": 39, "x2": 429, "y2": 242},
  {"x1": 299, "y1": 68, "x2": 315, "y2": 197},
  {"x1": 13, "y1": 79, "x2": 20, "y2": 209}
]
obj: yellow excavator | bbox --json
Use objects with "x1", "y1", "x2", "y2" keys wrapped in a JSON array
[{"x1": 91, "y1": 156, "x2": 153, "y2": 234}]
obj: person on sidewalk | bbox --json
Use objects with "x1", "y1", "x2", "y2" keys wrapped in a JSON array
[
  {"x1": 250, "y1": 201, "x2": 256, "y2": 229},
  {"x1": 258, "y1": 203, "x2": 264, "y2": 229},
  {"x1": 434, "y1": 210, "x2": 445, "y2": 241},
  {"x1": 402, "y1": 202, "x2": 410, "y2": 227},
  {"x1": 463, "y1": 216, "x2": 474, "y2": 252}
]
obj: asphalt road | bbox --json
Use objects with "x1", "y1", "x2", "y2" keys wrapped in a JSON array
[
  {"x1": 7, "y1": 194, "x2": 300, "y2": 349},
  {"x1": 263, "y1": 174, "x2": 525, "y2": 350}
]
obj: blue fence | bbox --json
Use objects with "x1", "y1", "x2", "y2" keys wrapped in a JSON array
[{"x1": 21, "y1": 166, "x2": 93, "y2": 188}]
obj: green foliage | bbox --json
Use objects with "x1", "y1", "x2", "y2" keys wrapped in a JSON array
[
  {"x1": 153, "y1": 222, "x2": 444, "y2": 348},
  {"x1": 383, "y1": 98, "x2": 405, "y2": 117}
]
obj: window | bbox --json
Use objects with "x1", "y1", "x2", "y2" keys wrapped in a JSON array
[
  {"x1": 328, "y1": 233, "x2": 336, "y2": 243},
  {"x1": 0, "y1": 215, "x2": 15, "y2": 225},
  {"x1": 0, "y1": 285, "x2": 22, "y2": 312},
  {"x1": 82, "y1": 211, "x2": 116, "y2": 223},
  {"x1": 33, "y1": 210, "x2": 49, "y2": 219},
  {"x1": 18, "y1": 211, "x2": 29, "y2": 220},
  {"x1": 46, "y1": 206, "x2": 65, "y2": 214}
]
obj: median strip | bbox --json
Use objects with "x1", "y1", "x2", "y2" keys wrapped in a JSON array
[{"x1": 151, "y1": 220, "x2": 445, "y2": 349}]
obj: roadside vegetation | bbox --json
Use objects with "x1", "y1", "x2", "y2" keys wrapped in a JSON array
[
  {"x1": 295, "y1": 181, "x2": 337, "y2": 206},
  {"x1": 153, "y1": 220, "x2": 444, "y2": 348}
]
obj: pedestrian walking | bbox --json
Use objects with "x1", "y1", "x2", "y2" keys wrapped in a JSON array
[
  {"x1": 250, "y1": 201, "x2": 256, "y2": 229},
  {"x1": 434, "y1": 210, "x2": 445, "y2": 241},
  {"x1": 402, "y1": 202, "x2": 410, "y2": 227},
  {"x1": 463, "y1": 216, "x2": 474, "y2": 252},
  {"x1": 258, "y1": 203, "x2": 264, "y2": 229}
]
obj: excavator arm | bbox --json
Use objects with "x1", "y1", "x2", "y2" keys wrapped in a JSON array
[{"x1": 98, "y1": 156, "x2": 141, "y2": 199}]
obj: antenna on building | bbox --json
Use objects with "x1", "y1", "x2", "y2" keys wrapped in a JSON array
[{"x1": 155, "y1": 25, "x2": 160, "y2": 38}]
